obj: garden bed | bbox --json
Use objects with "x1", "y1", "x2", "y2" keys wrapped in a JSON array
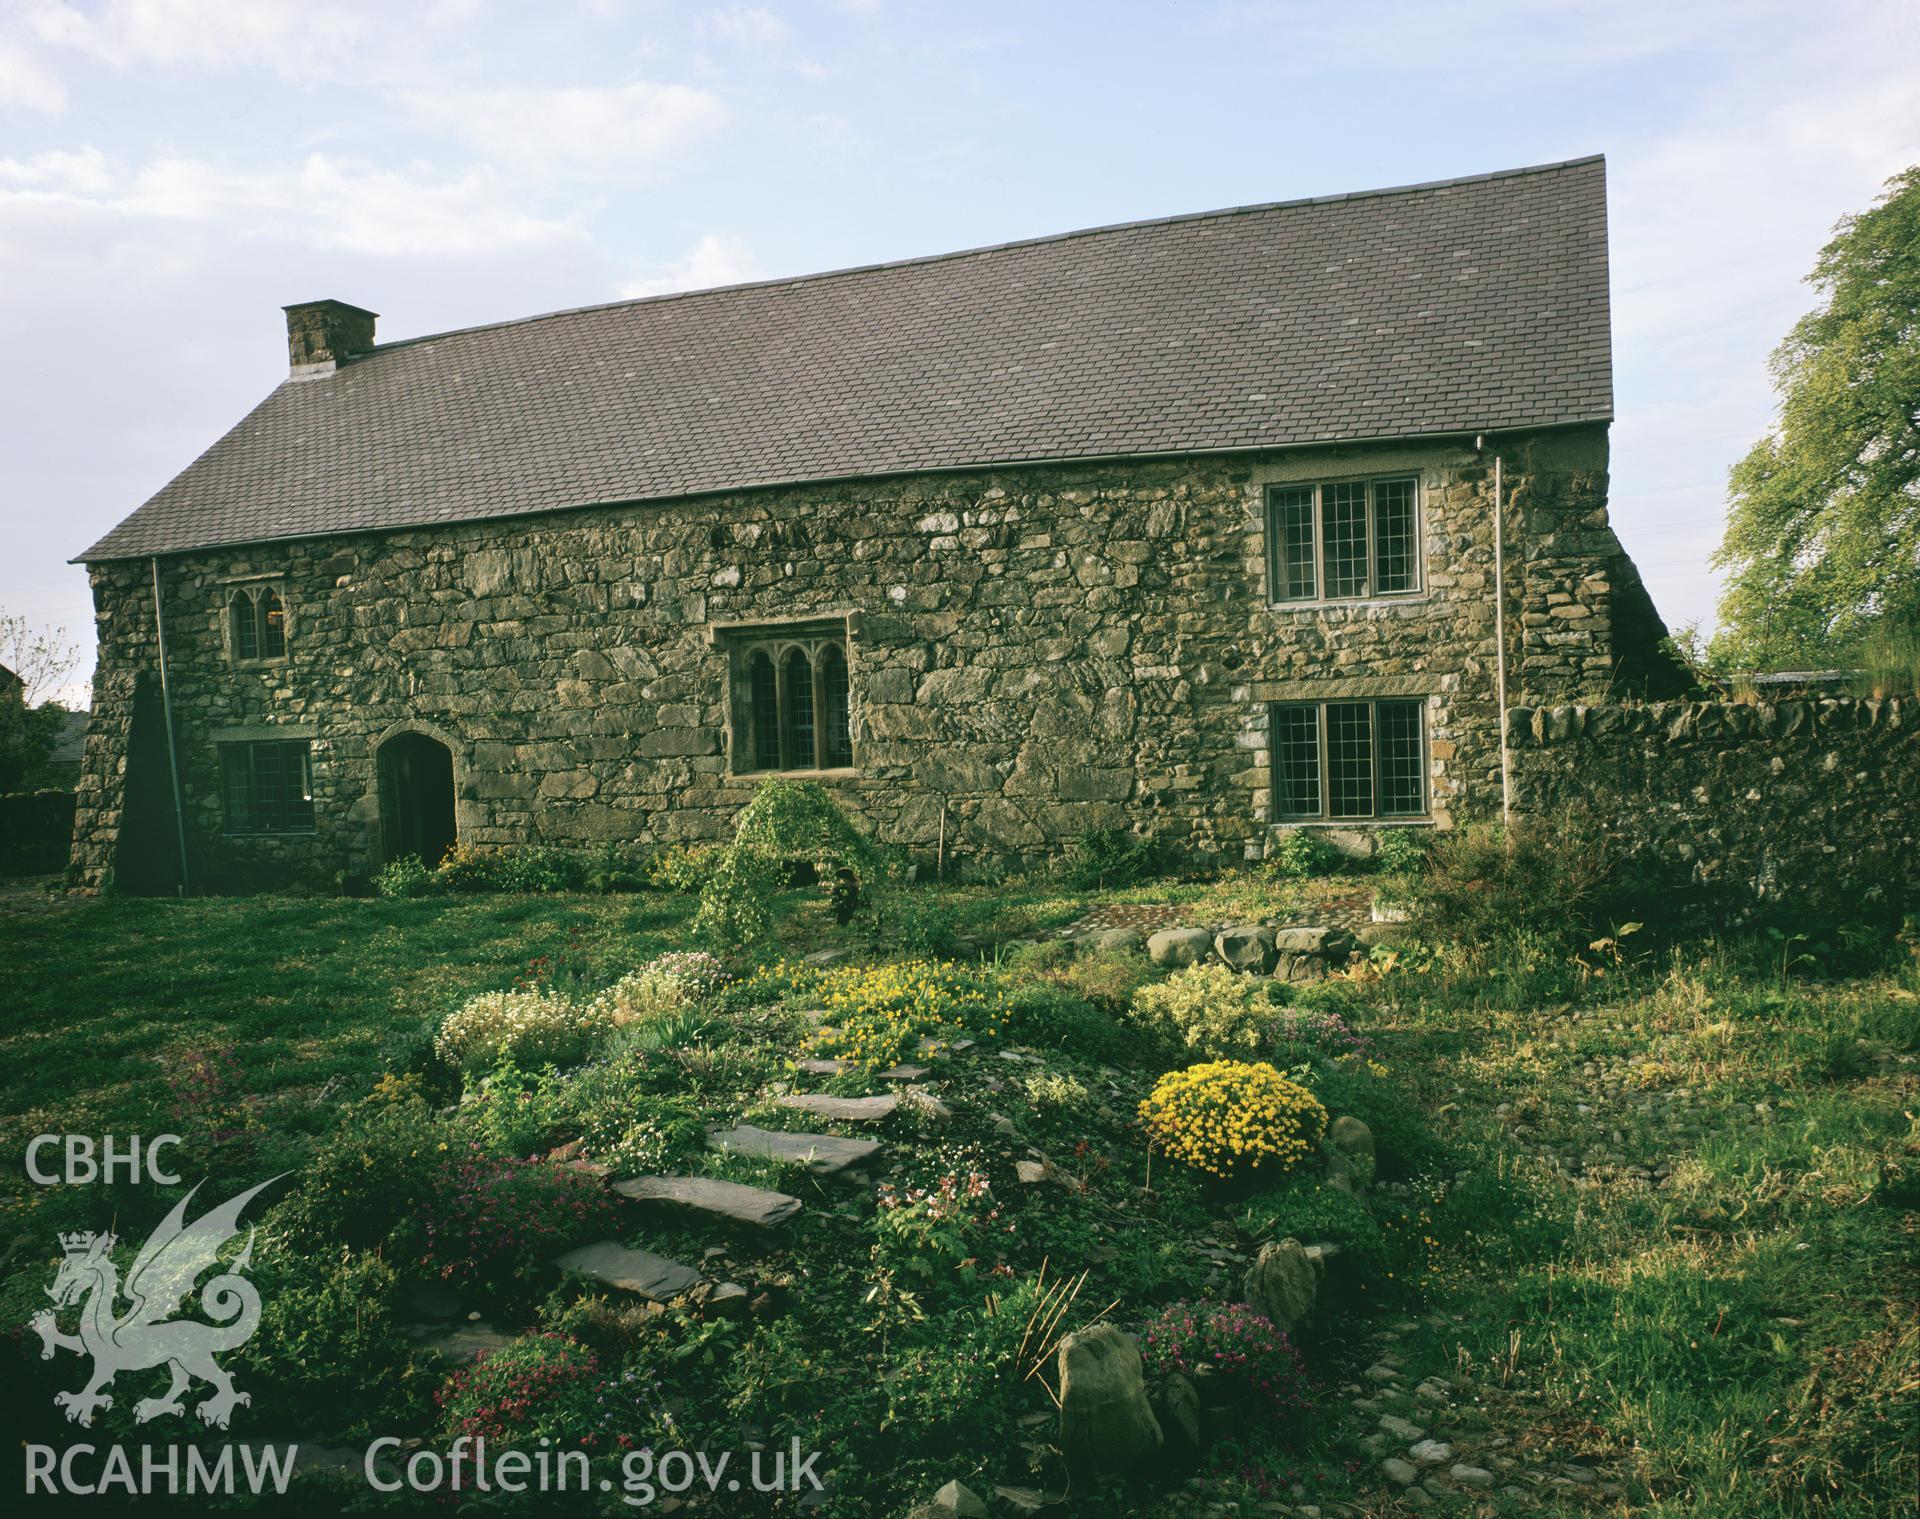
[{"x1": 3, "y1": 856, "x2": 1914, "y2": 1516}]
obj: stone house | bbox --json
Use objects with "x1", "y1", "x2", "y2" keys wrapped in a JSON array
[{"x1": 69, "y1": 155, "x2": 1682, "y2": 893}]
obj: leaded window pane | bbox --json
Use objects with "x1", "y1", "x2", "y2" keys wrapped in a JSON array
[
  {"x1": 750, "y1": 653, "x2": 780, "y2": 770},
  {"x1": 1325, "y1": 702, "x2": 1375, "y2": 818},
  {"x1": 1272, "y1": 704, "x2": 1321, "y2": 818},
  {"x1": 221, "y1": 741, "x2": 314, "y2": 833},
  {"x1": 231, "y1": 592, "x2": 259, "y2": 661},
  {"x1": 783, "y1": 649, "x2": 815, "y2": 770},
  {"x1": 1377, "y1": 700, "x2": 1425, "y2": 816},
  {"x1": 1272, "y1": 486, "x2": 1317, "y2": 600},
  {"x1": 260, "y1": 589, "x2": 287, "y2": 659},
  {"x1": 820, "y1": 644, "x2": 852, "y2": 768},
  {"x1": 1322, "y1": 482, "x2": 1369, "y2": 598},
  {"x1": 1372, "y1": 478, "x2": 1418, "y2": 594}
]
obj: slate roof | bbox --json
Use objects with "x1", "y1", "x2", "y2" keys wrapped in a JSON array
[{"x1": 79, "y1": 155, "x2": 1612, "y2": 562}]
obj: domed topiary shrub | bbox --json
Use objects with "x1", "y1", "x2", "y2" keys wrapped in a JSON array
[{"x1": 1138, "y1": 1060, "x2": 1328, "y2": 1181}]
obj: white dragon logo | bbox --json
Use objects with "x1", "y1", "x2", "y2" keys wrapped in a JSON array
[{"x1": 31, "y1": 1176, "x2": 284, "y2": 1429}]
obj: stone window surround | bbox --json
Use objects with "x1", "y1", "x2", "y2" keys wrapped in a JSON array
[
  {"x1": 1244, "y1": 679, "x2": 1445, "y2": 831},
  {"x1": 217, "y1": 735, "x2": 316, "y2": 835},
  {"x1": 218, "y1": 571, "x2": 290, "y2": 666},
  {"x1": 709, "y1": 612, "x2": 864, "y2": 780},
  {"x1": 1249, "y1": 452, "x2": 1443, "y2": 612},
  {"x1": 1268, "y1": 695, "x2": 1430, "y2": 824}
]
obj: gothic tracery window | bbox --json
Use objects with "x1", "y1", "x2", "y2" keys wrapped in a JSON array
[
  {"x1": 726, "y1": 624, "x2": 856, "y2": 773},
  {"x1": 227, "y1": 584, "x2": 287, "y2": 662}
]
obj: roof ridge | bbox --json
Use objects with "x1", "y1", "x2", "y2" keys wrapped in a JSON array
[{"x1": 368, "y1": 154, "x2": 1605, "y2": 357}]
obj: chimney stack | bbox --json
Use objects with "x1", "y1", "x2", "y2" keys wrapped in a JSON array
[{"x1": 283, "y1": 299, "x2": 378, "y2": 379}]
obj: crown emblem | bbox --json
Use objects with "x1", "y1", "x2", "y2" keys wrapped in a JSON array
[{"x1": 59, "y1": 1231, "x2": 110, "y2": 1258}]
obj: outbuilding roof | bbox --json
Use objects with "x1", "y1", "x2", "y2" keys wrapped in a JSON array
[{"x1": 79, "y1": 155, "x2": 1612, "y2": 562}]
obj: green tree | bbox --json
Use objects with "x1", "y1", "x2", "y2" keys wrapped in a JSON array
[
  {"x1": 1710, "y1": 166, "x2": 1920, "y2": 671},
  {"x1": 0, "y1": 612, "x2": 83, "y2": 792}
]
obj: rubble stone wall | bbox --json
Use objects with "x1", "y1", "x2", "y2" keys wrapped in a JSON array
[
  {"x1": 1508, "y1": 698, "x2": 1919, "y2": 912},
  {"x1": 72, "y1": 426, "x2": 1658, "y2": 890}
]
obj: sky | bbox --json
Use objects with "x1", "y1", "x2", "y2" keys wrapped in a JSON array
[{"x1": 2, "y1": 0, "x2": 1916, "y2": 706}]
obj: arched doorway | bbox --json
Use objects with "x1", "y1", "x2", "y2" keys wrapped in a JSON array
[{"x1": 377, "y1": 731, "x2": 457, "y2": 866}]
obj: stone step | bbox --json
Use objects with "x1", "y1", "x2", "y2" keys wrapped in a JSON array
[
  {"x1": 554, "y1": 1242, "x2": 703, "y2": 1303},
  {"x1": 798, "y1": 1057, "x2": 929, "y2": 1082},
  {"x1": 403, "y1": 1321, "x2": 515, "y2": 1366},
  {"x1": 612, "y1": 1174, "x2": 803, "y2": 1229},
  {"x1": 709, "y1": 1123, "x2": 882, "y2": 1175},
  {"x1": 775, "y1": 1093, "x2": 898, "y2": 1123}
]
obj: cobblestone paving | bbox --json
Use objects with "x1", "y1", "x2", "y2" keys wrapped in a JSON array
[{"x1": 1060, "y1": 891, "x2": 1376, "y2": 940}]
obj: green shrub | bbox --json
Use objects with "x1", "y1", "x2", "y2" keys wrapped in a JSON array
[
  {"x1": 434, "y1": 987, "x2": 612, "y2": 1072},
  {"x1": 1371, "y1": 828, "x2": 1428, "y2": 876},
  {"x1": 998, "y1": 979, "x2": 1129, "y2": 1060},
  {"x1": 1128, "y1": 961, "x2": 1279, "y2": 1059},
  {"x1": 696, "y1": 776, "x2": 872, "y2": 954},
  {"x1": 468, "y1": 1059, "x2": 576, "y2": 1157},
  {"x1": 436, "y1": 1332, "x2": 602, "y2": 1446},
  {"x1": 691, "y1": 844, "x2": 781, "y2": 952},
  {"x1": 374, "y1": 1020, "x2": 461, "y2": 1104},
  {"x1": 1239, "y1": 1179, "x2": 1391, "y2": 1294},
  {"x1": 373, "y1": 853, "x2": 435, "y2": 899},
  {"x1": 647, "y1": 842, "x2": 719, "y2": 893},
  {"x1": 1264, "y1": 828, "x2": 1342, "y2": 880},
  {"x1": 582, "y1": 842, "x2": 647, "y2": 894},
  {"x1": 1062, "y1": 828, "x2": 1163, "y2": 889},
  {"x1": 237, "y1": 1247, "x2": 431, "y2": 1439},
  {"x1": 591, "y1": 952, "x2": 730, "y2": 1025},
  {"x1": 563, "y1": 1054, "x2": 709, "y2": 1175},
  {"x1": 433, "y1": 843, "x2": 588, "y2": 894},
  {"x1": 732, "y1": 776, "x2": 876, "y2": 878},
  {"x1": 270, "y1": 1098, "x2": 449, "y2": 1248},
  {"x1": 863, "y1": 888, "x2": 960, "y2": 955},
  {"x1": 1406, "y1": 814, "x2": 1662, "y2": 947},
  {"x1": 1306, "y1": 1065, "x2": 1448, "y2": 1182}
]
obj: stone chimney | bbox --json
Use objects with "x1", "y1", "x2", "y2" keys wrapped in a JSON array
[{"x1": 282, "y1": 299, "x2": 378, "y2": 379}]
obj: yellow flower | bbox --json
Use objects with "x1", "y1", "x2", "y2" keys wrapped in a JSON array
[{"x1": 1138, "y1": 1060, "x2": 1327, "y2": 1181}]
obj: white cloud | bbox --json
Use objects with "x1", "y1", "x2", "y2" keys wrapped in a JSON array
[
  {"x1": 0, "y1": 148, "x2": 582, "y2": 258},
  {"x1": 700, "y1": 6, "x2": 792, "y2": 47},
  {"x1": 26, "y1": 0, "x2": 373, "y2": 75},
  {"x1": 618, "y1": 233, "x2": 764, "y2": 297},
  {"x1": 406, "y1": 80, "x2": 728, "y2": 174},
  {"x1": 0, "y1": 41, "x2": 67, "y2": 113},
  {"x1": 0, "y1": 145, "x2": 112, "y2": 192}
]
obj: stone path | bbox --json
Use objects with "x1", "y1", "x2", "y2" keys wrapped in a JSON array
[
  {"x1": 709, "y1": 1123, "x2": 883, "y2": 1174},
  {"x1": 1339, "y1": 1316, "x2": 1629, "y2": 1513},
  {"x1": 1060, "y1": 903, "x2": 1187, "y2": 936},
  {"x1": 555, "y1": 1241, "x2": 705, "y2": 1302},
  {"x1": 1059, "y1": 890, "x2": 1376, "y2": 942},
  {"x1": 613, "y1": 1174, "x2": 803, "y2": 1229},
  {"x1": 775, "y1": 1093, "x2": 899, "y2": 1123},
  {"x1": 403, "y1": 1321, "x2": 514, "y2": 1366}
]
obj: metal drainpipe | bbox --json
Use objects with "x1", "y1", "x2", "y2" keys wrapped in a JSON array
[
  {"x1": 149, "y1": 556, "x2": 193, "y2": 896},
  {"x1": 1491, "y1": 450, "x2": 1513, "y2": 829}
]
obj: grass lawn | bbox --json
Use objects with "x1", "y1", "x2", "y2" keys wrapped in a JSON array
[{"x1": 2, "y1": 873, "x2": 1915, "y2": 1515}]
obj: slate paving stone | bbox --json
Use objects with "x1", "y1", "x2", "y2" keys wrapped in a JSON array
[
  {"x1": 404, "y1": 1322, "x2": 515, "y2": 1365},
  {"x1": 775, "y1": 1093, "x2": 899, "y2": 1123},
  {"x1": 709, "y1": 1123, "x2": 882, "y2": 1174},
  {"x1": 555, "y1": 1242, "x2": 703, "y2": 1302},
  {"x1": 613, "y1": 1174, "x2": 804, "y2": 1229}
]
